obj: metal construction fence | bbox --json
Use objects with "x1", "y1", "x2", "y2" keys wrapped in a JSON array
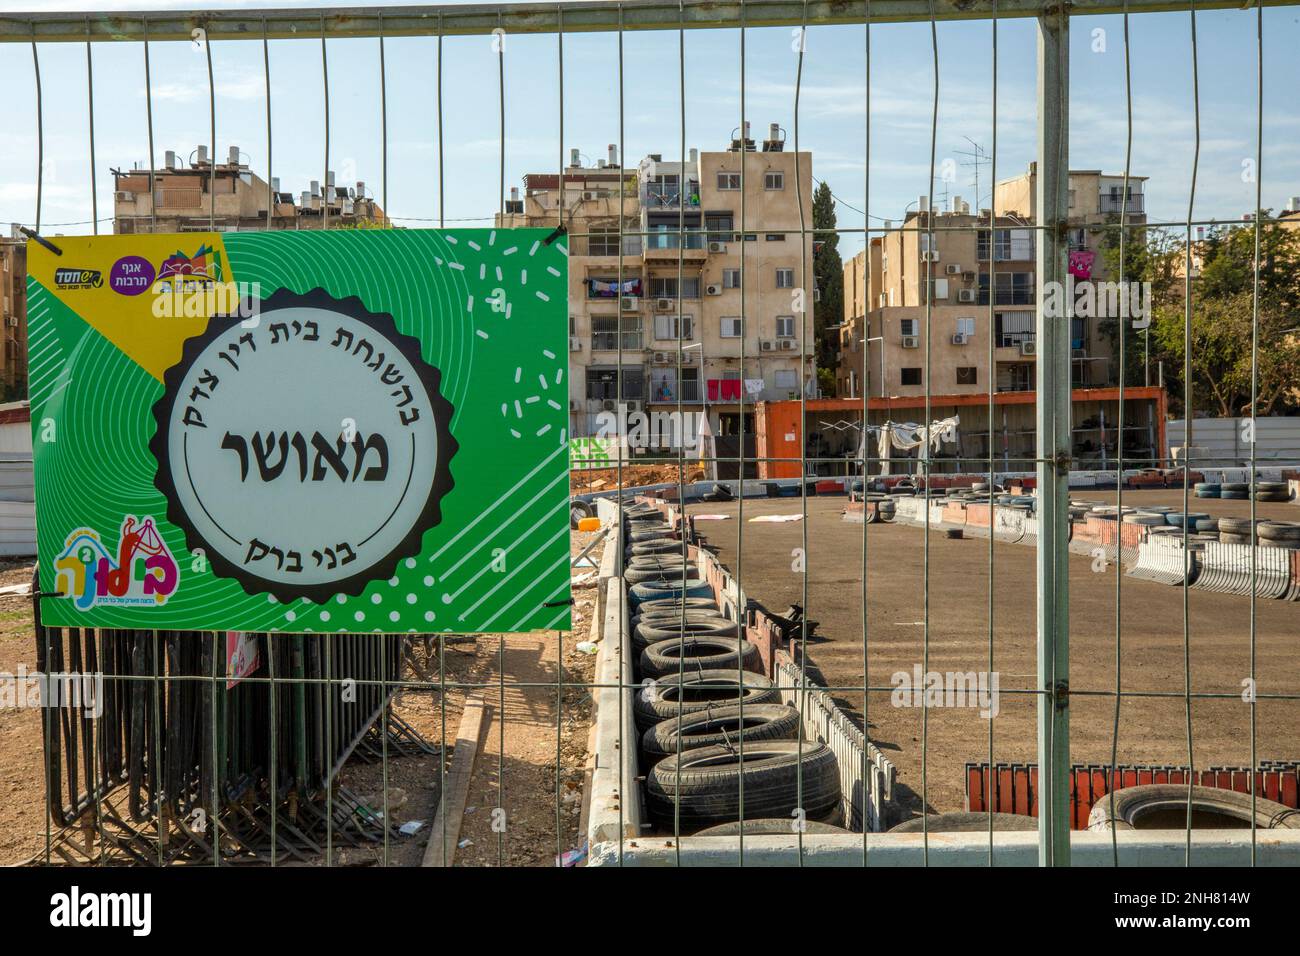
[{"x1": 1, "y1": 0, "x2": 1298, "y2": 868}]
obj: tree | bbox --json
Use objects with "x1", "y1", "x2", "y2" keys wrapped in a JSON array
[
  {"x1": 1099, "y1": 214, "x2": 1300, "y2": 416},
  {"x1": 812, "y1": 182, "x2": 844, "y2": 393}
]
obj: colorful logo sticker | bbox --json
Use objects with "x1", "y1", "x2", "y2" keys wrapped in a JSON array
[
  {"x1": 108, "y1": 256, "x2": 155, "y2": 296},
  {"x1": 158, "y1": 244, "x2": 222, "y2": 284},
  {"x1": 54, "y1": 268, "x2": 103, "y2": 290},
  {"x1": 54, "y1": 516, "x2": 180, "y2": 612}
]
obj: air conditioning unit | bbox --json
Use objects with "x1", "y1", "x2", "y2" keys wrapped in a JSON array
[
  {"x1": 621, "y1": 296, "x2": 639, "y2": 311},
  {"x1": 114, "y1": 190, "x2": 132, "y2": 202},
  {"x1": 945, "y1": 263, "x2": 962, "y2": 275},
  {"x1": 569, "y1": 336, "x2": 583, "y2": 352},
  {"x1": 5, "y1": 316, "x2": 16, "y2": 328},
  {"x1": 921, "y1": 251, "x2": 940, "y2": 262},
  {"x1": 655, "y1": 298, "x2": 674, "y2": 311},
  {"x1": 951, "y1": 333, "x2": 969, "y2": 345},
  {"x1": 901, "y1": 335, "x2": 920, "y2": 349},
  {"x1": 652, "y1": 351, "x2": 671, "y2": 364},
  {"x1": 705, "y1": 284, "x2": 722, "y2": 296},
  {"x1": 708, "y1": 241, "x2": 727, "y2": 254},
  {"x1": 624, "y1": 400, "x2": 642, "y2": 413},
  {"x1": 1020, "y1": 340, "x2": 1037, "y2": 356},
  {"x1": 681, "y1": 351, "x2": 697, "y2": 365},
  {"x1": 779, "y1": 340, "x2": 796, "y2": 351},
  {"x1": 601, "y1": 399, "x2": 618, "y2": 412},
  {"x1": 760, "y1": 340, "x2": 776, "y2": 352},
  {"x1": 957, "y1": 289, "x2": 977, "y2": 303}
]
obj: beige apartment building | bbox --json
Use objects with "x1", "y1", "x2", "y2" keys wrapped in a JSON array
[
  {"x1": 0, "y1": 236, "x2": 28, "y2": 399},
  {"x1": 113, "y1": 145, "x2": 384, "y2": 233},
  {"x1": 838, "y1": 165, "x2": 1147, "y2": 399},
  {"x1": 498, "y1": 125, "x2": 816, "y2": 448}
]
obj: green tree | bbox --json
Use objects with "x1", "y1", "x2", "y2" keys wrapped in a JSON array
[
  {"x1": 1108, "y1": 214, "x2": 1300, "y2": 416},
  {"x1": 812, "y1": 182, "x2": 843, "y2": 393}
]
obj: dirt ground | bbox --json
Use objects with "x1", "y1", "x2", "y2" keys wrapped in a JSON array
[
  {"x1": 0, "y1": 533, "x2": 602, "y2": 868},
  {"x1": 685, "y1": 490, "x2": 1300, "y2": 822}
]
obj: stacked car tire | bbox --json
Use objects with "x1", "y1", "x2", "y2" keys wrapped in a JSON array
[{"x1": 620, "y1": 505, "x2": 843, "y2": 834}]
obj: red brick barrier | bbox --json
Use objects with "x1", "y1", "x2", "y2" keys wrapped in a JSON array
[{"x1": 966, "y1": 762, "x2": 1300, "y2": 829}]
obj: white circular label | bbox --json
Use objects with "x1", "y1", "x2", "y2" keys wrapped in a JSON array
[{"x1": 153, "y1": 291, "x2": 454, "y2": 601}]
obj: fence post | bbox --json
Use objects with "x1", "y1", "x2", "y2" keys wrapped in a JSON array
[{"x1": 1035, "y1": 7, "x2": 1072, "y2": 867}]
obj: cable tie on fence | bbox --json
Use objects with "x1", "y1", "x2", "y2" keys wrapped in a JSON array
[
  {"x1": 543, "y1": 223, "x2": 567, "y2": 246},
  {"x1": 542, "y1": 597, "x2": 574, "y2": 608},
  {"x1": 19, "y1": 226, "x2": 62, "y2": 256}
]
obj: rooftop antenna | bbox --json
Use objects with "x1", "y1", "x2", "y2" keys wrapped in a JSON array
[{"x1": 955, "y1": 137, "x2": 992, "y2": 212}]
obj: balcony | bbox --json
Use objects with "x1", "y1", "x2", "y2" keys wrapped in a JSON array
[
  {"x1": 1099, "y1": 193, "x2": 1144, "y2": 215},
  {"x1": 643, "y1": 229, "x2": 708, "y2": 261}
]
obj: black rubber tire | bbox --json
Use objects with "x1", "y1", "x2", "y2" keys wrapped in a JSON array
[
  {"x1": 1222, "y1": 482, "x2": 1249, "y2": 493},
  {"x1": 624, "y1": 562, "x2": 697, "y2": 585},
  {"x1": 1259, "y1": 520, "x2": 1300, "y2": 541},
  {"x1": 632, "y1": 597, "x2": 720, "y2": 617},
  {"x1": 569, "y1": 499, "x2": 594, "y2": 528},
  {"x1": 1218, "y1": 516, "x2": 1261, "y2": 536},
  {"x1": 641, "y1": 703, "x2": 801, "y2": 759},
  {"x1": 1218, "y1": 532, "x2": 1253, "y2": 545},
  {"x1": 634, "y1": 669, "x2": 778, "y2": 730},
  {"x1": 1256, "y1": 481, "x2": 1288, "y2": 493},
  {"x1": 639, "y1": 636, "x2": 760, "y2": 679},
  {"x1": 633, "y1": 616, "x2": 740, "y2": 653},
  {"x1": 628, "y1": 579, "x2": 712, "y2": 608},
  {"x1": 1221, "y1": 491, "x2": 1248, "y2": 500},
  {"x1": 1087, "y1": 784, "x2": 1300, "y2": 831},
  {"x1": 1195, "y1": 517, "x2": 1219, "y2": 533},
  {"x1": 890, "y1": 811, "x2": 1036, "y2": 833},
  {"x1": 645, "y1": 740, "x2": 840, "y2": 829},
  {"x1": 627, "y1": 555, "x2": 695, "y2": 570},
  {"x1": 1255, "y1": 491, "x2": 1291, "y2": 502},
  {"x1": 694, "y1": 817, "x2": 850, "y2": 836},
  {"x1": 629, "y1": 540, "x2": 683, "y2": 556}
]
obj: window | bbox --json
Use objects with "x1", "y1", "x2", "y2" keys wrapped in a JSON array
[
  {"x1": 979, "y1": 271, "x2": 1035, "y2": 306},
  {"x1": 900, "y1": 318, "x2": 919, "y2": 338},
  {"x1": 653, "y1": 314, "x2": 694, "y2": 341},
  {"x1": 775, "y1": 268, "x2": 795, "y2": 289},
  {"x1": 586, "y1": 366, "x2": 644, "y2": 401},
  {"x1": 995, "y1": 311, "x2": 1035, "y2": 348},
  {"x1": 722, "y1": 268, "x2": 741, "y2": 289},
  {"x1": 956, "y1": 366, "x2": 978, "y2": 385},
  {"x1": 588, "y1": 227, "x2": 621, "y2": 257},
  {"x1": 717, "y1": 172, "x2": 741, "y2": 190},
  {"x1": 901, "y1": 367, "x2": 923, "y2": 386},
  {"x1": 765, "y1": 233, "x2": 785, "y2": 242},
  {"x1": 649, "y1": 276, "x2": 701, "y2": 299},
  {"x1": 773, "y1": 368, "x2": 799, "y2": 391},
  {"x1": 775, "y1": 315, "x2": 796, "y2": 338},
  {"x1": 705, "y1": 212, "x2": 735, "y2": 243},
  {"x1": 977, "y1": 228, "x2": 1034, "y2": 262},
  {"x1": 721, "y1": 316, "x2": 744, "y2": 337},
  {"x1": 955, "y1": 317, "x2": 975, "y2": 338},
  {"x1": 764, "y1": 171, "x2": 785, "y2": 190},
  {"x1": 590, "y1": 315, "x2": 642, "y2": 351}
]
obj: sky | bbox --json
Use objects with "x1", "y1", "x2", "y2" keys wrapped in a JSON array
[{"x1": 2, "y1": 0, "x2": 1298, "y2": 259}]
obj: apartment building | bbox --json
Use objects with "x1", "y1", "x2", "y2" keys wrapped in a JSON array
[
  {"x1": 0, "y1": 235, "x2": 28, "y2": 399},
  {"x1": 838, "y1": 166, "x2": 1146, "y2": 399},
  {"x1": 498, "y1": 125, "x2": 816, "y2": 447},
  {"x1": 112, "y1": 145, "x2": 384, "y2": 233}
]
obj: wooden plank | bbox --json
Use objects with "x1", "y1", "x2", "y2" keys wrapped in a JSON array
[{"x1": 422, "y1": 692, "x2": 490, "y2": 868}]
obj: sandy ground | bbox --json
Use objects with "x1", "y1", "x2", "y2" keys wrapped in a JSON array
[
  {"x1": 0, "y1": 533, "x2": 602, "y2": 867},
  {"x1": 685, "y1": 490, "x2": 1300, "y2": 822}
]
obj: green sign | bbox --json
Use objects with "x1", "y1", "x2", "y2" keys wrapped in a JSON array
[{"x1": 29, "y1": 229, "x2": 571, "y2": 633}]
